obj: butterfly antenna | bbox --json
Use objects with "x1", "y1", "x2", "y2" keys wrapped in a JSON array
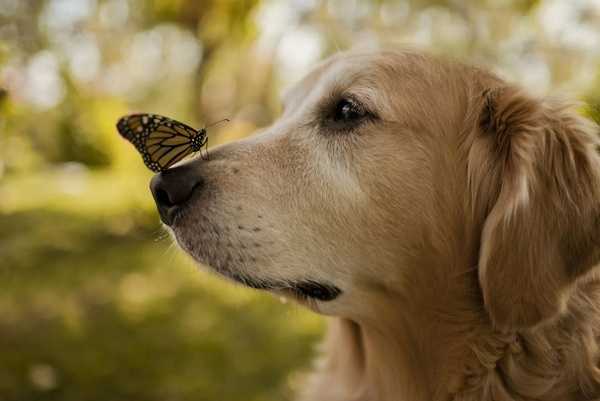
[{"x1": 204, "y1": 118, "x2": 230, "y2": 129}]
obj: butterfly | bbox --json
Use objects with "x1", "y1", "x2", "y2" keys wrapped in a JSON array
[{"x1": 116, "y1": 113, "x2": 228, "y2": 173}]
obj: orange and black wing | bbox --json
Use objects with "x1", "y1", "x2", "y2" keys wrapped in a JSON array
[{"x1": 116, "y1": 113, "x2": 205, "y2": 172}]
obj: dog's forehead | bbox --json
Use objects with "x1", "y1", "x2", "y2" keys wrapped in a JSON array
[{"x1": 282, "y1": 53, "x2": 380, "y2": 110}]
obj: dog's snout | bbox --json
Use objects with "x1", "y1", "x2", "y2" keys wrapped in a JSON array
[{"x1": 150, "y1": 165, "x2": 203, "y2": 225}]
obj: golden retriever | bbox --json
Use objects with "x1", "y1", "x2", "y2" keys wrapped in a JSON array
[{"x1": 149, "y1": 50, "x2": 600, "y2": 401}]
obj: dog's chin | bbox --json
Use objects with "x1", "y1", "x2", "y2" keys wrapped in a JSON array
[
  {"x1": 168, "y1": 220, "x2": 342, "y2": 303},
  {"x1": 188, "y1": 247, "x2": 342, "y2": 303}
]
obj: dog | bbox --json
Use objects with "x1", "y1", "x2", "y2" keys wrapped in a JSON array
[{"x1": 149, "y1": 50, "x2": 600, "y2": 401}]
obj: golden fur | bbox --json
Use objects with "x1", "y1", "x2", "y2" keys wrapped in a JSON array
[{"x1": 165, "y1": 51, "x2": 600, "y2": 400}]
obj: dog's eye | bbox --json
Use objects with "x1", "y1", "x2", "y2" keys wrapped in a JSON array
[
  {"x1": 332, "y1": 98, "x2": 366, "y2": 123},
  {"x1": 321, "y1": 97, "x2": 375, "y2": 132}
]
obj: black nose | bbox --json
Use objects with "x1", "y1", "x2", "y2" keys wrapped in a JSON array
[{"x1": 149, "y1": 164, "x2": 203, "y2": 225}]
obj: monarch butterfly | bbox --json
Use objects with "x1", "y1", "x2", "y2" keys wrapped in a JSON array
[{"x1": 116, "y1": 113, "x2": 228, "y2": 173}]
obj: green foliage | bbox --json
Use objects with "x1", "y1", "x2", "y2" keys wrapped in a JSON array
[{"x1": 0, "y1": 172, "x2": 323, "y2": 401}]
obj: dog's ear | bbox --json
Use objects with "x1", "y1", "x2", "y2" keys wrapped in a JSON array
[{"x1": 469, "y1": 86, "x2": 600, "y2": 330}]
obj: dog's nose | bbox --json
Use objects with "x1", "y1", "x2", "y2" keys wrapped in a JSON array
[{"x1": 149, "y1": 164, "x2": 203, "y2": 225}]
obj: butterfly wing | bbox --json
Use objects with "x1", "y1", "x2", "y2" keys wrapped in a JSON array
[{"x1": 116, "y1": 113, "x2": 201, "y2": 172}]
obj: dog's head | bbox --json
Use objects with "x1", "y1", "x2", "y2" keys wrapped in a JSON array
[{"x1": 150, "y1": 51, "x2": 600, "y2": 328}]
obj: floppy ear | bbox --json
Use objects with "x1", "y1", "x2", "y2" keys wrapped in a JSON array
[{"x1": 469, "y1": 86, "x2": 600, "y2": 330}]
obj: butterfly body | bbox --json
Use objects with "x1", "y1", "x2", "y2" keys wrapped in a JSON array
[
  {"x1": 190, "y1": 129, "x2": 208, "y2": 152},
  {"x1": 116, "y1": 113, "x2": 209, "y2": 173}
]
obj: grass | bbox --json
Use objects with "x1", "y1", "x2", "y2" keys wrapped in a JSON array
[{"x1": 0, "y1": 168, "x2": 324, "y2": 401}]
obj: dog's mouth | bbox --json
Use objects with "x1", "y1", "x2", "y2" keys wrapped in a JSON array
[{"x1": 227, "y1": 272, "x2": 342, "y2": 302}]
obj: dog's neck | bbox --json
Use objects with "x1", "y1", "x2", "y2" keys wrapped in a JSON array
[
  {"x1": 299, "y1": 268, "x2": 600, "y2": 401},
  {"x1": 299, "y1": 266, "x2": 488, "y2": 401}
]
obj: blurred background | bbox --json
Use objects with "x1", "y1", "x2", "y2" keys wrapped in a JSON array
[{"x1": 1, "y1": 0, "x2": 600, "y2": 400}]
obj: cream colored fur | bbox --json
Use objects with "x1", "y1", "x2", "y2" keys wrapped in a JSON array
[{"x1": 168, "y1": 51, "x2": 600, "y2": 401}]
